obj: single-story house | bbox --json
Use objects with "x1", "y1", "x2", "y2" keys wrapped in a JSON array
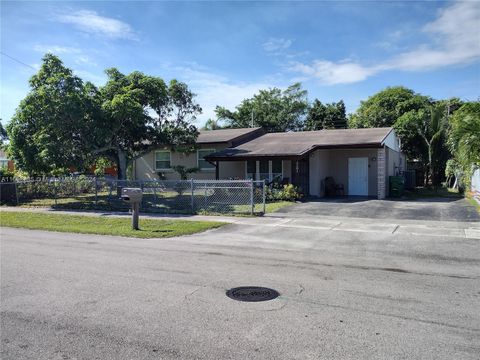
[{"x1": 133, "y1": 127, "x2": 405, "y2": 199}]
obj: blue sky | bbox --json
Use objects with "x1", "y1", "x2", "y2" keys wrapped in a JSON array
[{"x1": 1, "y1": 1, "x2": 479, "y2": 127}]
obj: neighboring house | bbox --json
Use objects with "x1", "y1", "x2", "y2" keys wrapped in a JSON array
[
  {"x1": 133, "y1": 127, "x2": 265, "y2": 181},
  {"x1": 134, "y1": 127, "x2": 405, "y2": 199},
  {"x1": 0, "y1": 150, "x2": 14, "y2": 172}
]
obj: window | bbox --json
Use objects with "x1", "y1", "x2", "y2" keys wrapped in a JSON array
[
  {"x1": 198, "y1": 149, "x2": 215, "y2": 170},
  {"x1": 155, "y1": 151, "x2": 171, "y2": 170},
  {"x1": 0, "y1": 160, "x2": 8, "y2": 169},
  {"x1": 245, "y1": 160, "x2": 283, "y2": 182}
]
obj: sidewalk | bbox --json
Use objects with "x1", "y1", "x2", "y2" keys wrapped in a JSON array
[{"x1": 2, "y1": 206, "x2": 479, "y2": 239}]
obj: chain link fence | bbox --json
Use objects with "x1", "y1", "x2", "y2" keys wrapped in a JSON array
[{"x1": 0, "y1": 177, "x2": 266, "y2": 215}]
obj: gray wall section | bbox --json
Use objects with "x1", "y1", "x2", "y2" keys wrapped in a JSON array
[
  {"x1": 218, "y1": 161, "x2": 245, "y2": 179},
  {"x1": 309, "y1": 148, "x2": 378, "y2": 197},
  {"x1": 282, "y1": 160, "x2": 292, "y2": 182}
]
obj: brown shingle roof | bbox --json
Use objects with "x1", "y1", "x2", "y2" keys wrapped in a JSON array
[
  {"x1": 206, "y1": 127, "x2": 393, "y2": 160},
  {"x1": 197, "y1": 127, "x2": 263, "y2": 144}
]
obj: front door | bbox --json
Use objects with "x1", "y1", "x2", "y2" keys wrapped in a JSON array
[{"x1": 348, "y1": 157, "x2": 368, "y2": 196}]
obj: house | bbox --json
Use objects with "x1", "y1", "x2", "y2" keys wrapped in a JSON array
[{"x1": 133, "y1": 127, "x2": 405, "y2": 199}]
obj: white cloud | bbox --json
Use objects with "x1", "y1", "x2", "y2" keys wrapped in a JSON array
[
  {"x1": 57, "y1": 10, "x2": 137, "y2": 40},
  {"x1": 33, "y1": 45, "x2": 82, "y2": 54},
  {"x1": 290, "y1": 1, "x2": 480, "y2": 85},
  {"x1": 289, "y1": 60, "x2": 376, "y2": 85},
  {"x1": 262, "y1": 38, "x2": 293, "y2": 52}
]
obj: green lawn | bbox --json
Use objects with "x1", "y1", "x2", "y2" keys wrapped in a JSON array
[{"x1": 0, "y1": 211, "x2": 225, "y2": 238}]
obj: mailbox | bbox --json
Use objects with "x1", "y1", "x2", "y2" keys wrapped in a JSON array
[
  {"x1": 121, "y1": 188, "x2": 143, "y2": 203},
  {"x1": 121, "y1": 187, "x2": 142, "y2": 230}
]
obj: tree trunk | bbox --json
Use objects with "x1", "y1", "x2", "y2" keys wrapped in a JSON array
[
  {"x1": 117, "y1": 149, "x2": 127, "y2": 181},
  {"x1": 116, "y1": 149, "x2": 128, "y2": 196}
]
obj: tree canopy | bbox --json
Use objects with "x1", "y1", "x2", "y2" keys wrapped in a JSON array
[
  {"x1": 304, "y1": 100, "x2": 347, "y2": 130},
  {"x1": 215, "y1": 83, "x2": 308, "y2": 132},
  {"x1": 348, "y1": 86, "x2": 431, "y2": 129},
  {"x1": 6, "y1": 54, "x2": 200, "y2": 178},
  {"x1": 6, "y1": 54, "x2": 98, "y2": 175}
]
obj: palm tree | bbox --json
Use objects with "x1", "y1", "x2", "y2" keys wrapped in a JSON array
[{"x1": 419, "y1": 104, "x2": 448, "y2": 186}]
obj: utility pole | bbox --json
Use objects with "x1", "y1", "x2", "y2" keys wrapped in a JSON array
[{"x1": 251, "y1": 109, "x2": 254, "y2": 128}]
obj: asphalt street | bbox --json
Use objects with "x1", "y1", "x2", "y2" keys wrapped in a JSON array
[{"x1": 1, "y1": 213, "x2": 480, "y2": 359}]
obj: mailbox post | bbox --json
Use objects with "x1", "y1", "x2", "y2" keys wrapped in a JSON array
[{"x1": 121, "y1": 188, "x2": 143, "y2": 230}]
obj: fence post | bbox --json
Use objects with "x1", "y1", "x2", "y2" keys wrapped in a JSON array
[
  {"x1": 54, "y1": 178, "x2": 57, "y2": 206},
  {"x1": 262, "y1": 179, "x2": 266, "y2": 214},
  {"x1": 250, "y1": 179, "x2": 254, "y2": 215},
  {"x1": 191, "y1": 178, "x2": 194, "y2": 213},
  {"x1": 14, "y1": 181, "x2": 19, "y2": 205},
  {"x1": 94, "y1": 177, "x2": 98, "y2": 205},
  {"x1": 204, "y1": 182, "x2": 207, "y2": 212}
]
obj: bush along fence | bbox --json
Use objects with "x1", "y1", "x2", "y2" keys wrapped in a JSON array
[{"x1": 0, "y1": 177, "x2": 267, "y2": 215}]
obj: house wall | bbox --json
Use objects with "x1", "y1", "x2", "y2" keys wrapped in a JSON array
[
  {"x1": 134, "y1": 144, "x2": 228, "y2": 180},
  {"x1": 309, "y1": 148, "x2": 378, "y2": 197}
]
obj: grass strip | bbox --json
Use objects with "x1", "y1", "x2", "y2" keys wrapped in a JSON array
[{"x1": 0, "y1": 211, "x2": 225, "y2": 238}]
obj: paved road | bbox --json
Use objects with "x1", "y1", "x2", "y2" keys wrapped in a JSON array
[
  {"x1": 2, "y1": 215, "x2": 480, "y2": 360},
  {"x1": 276, "y1": 197, "x2": 480, "y2": 222}
]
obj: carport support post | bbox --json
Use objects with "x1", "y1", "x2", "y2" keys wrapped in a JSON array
[
  {"x1": 250, "y1": 179, "x2": 254, "y2": 215},
  {"x1": 190, "y1": 178, "x2": 194, "y2": 213}
]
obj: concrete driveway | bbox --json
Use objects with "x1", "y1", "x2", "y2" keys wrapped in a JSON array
[
  {"x1": 276, "y1": 197, "x2": 480, "y2": 222},
  {"x1": 2, "y1": 211, "x2": 480, "y2": 359}
]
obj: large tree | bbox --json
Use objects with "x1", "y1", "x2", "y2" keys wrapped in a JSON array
[
  {"x1": 6, "y1": 54, "x2": 201, "y2": 179},
  {"x1": 304, "y1": 99, "x2": 347, "y2": 130},
  {"x1": 6, "y1": 54, "x2": 99, "y2": 175},
  {"x1": 96, "y1": 69, "x2": 200, "y2": 180},
  {"x1": 348, "y1": 86, "x2": 431, "y2": 128},
  {"x1": 215, "y1": 83, "x2": 308, "y2": 132}
]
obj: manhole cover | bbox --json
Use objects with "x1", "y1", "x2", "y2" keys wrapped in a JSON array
[{"x1": 226, "y1": 286, "x2": 280, "y2": 302}]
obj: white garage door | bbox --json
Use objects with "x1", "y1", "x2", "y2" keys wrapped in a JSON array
[{"x1": 348, "y1": 157, "x2": 368, "y2": 196}]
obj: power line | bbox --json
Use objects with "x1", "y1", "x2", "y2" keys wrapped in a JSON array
[{"x1": 0, "y1": 51, "x2": 36, "y2": 70}]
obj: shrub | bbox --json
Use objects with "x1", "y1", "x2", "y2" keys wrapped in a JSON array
[{"x1": 266, "y1": 184, "x2": 303, "y2": 201}]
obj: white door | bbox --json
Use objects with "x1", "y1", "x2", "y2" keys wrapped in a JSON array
[{"x1": 348, "y1": 157, "x2": 368, "y2": 196}]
